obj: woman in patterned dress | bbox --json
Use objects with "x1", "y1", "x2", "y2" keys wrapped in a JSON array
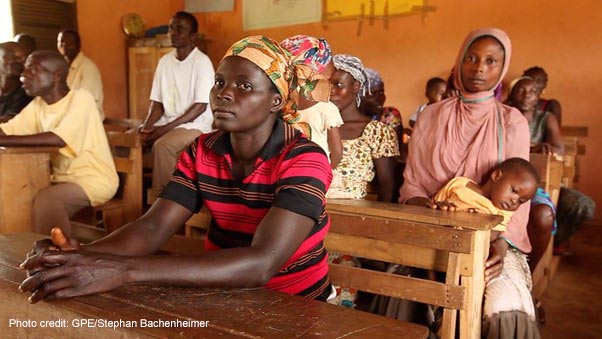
[{"x1": 326, "y1": 54, "x2": 399, "y2": 202}]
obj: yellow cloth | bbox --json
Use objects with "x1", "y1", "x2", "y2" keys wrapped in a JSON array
[
  {"x1": 433, "y1": 177, "x2": 512, "y2": 232},
  {"x1": 67, "y1": 52, "x2": 104, "y2": 120},
  {"x1": 0, "y1": 90, "x2": 118, "y2": 206}
]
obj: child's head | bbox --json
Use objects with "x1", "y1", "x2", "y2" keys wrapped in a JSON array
[
  {"x1": 280, "y1": 35, "x2": 334, "y2": 79},
  {"x1": 486, "y1": 158, "x2": 539, "y2": 211},
  {"x1": 425, "y1": 77, "x2": 446, "y2": 104}
]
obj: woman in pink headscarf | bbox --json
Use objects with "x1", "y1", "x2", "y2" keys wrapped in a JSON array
[{"x1": 400, "y1": 29, "x2": 539, "y2": 338}]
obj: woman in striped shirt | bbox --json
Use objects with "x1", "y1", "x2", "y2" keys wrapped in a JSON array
[{"x1": 19, "y1": 36, "x2": 334, "y2": 303}]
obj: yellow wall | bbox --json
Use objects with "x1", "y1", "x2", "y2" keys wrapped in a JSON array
[
  {"x1": 78, "y1": 0, "x2": 602, "y2": 221},
  {"x1": 76, "y1": 0, "x2": 175, "y2": 119}
]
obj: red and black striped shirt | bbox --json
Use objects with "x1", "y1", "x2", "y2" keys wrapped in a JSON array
[{"x1": 162, "y1": 119, "x2": 332, "y2": 299}]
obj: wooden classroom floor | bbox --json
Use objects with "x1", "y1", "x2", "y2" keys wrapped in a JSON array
[{"x1": 538, "y1": 222, "x2": 602, "y2": 338}]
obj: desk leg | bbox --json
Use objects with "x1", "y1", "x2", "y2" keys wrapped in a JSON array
[
  {"x1": 441, "y1": 252, "x2": 461, "y2": 339},
  {"x1": 460, "y1": 230, "x2": 490, "y2": 339},
  {"x1": 0, "y1": 153, "x2": 51, "y2": 233}
]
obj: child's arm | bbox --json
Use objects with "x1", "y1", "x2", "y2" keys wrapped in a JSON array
[
  {"x1": 428, "y1": 178, "x2": 481, "y2": 212},
  {"x1": 327, "y1": 126, "x2": 343, "y2": 169}
]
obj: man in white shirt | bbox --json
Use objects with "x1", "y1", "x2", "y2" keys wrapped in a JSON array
[
  {"x1": 57, "y1": 29, "x2": 104, "y2": 120},
  {"x1": 140, "y1": 11, "x2": 214, "y2": 195}
]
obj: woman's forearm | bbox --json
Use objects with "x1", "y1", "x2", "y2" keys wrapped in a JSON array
[{"x1": 124, "y1": 247, "x2": 275, "y2": 288}]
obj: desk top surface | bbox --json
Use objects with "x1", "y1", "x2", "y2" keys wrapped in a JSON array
[
  {"x1": 327, "y1": 199, "x2": 501, "y2": 231},
  {"x1": 0, "y1": 233, "x2": 428, "y2": 338},
  {"x1": 0, "y1": 146, "x2": 58, "y2": 154}
]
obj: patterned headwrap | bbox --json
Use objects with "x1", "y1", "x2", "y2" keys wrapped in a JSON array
[
  {"x1": 364, "y1": 67, "x2": 383, "y2": 89},
  {"x1": 222, "y1": 36, "x2": 330, "y2": 136},
  {"x1": 280, "y1": 35, "x2": 333, "y2": 73},
  {"x1": 333, "y1": 54, "x2": 369, "y2": 107}
]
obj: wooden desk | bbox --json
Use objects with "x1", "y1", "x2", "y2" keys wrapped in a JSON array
[
  {"x1": 0, "y1": 233, "x2": 428, "y2": 338},
  {"x1": 326, "y1": 199, "x2": 502, "y2": 339},
  {"x1": 0, "y1": 147, "x2": 56, "y2": 233}
]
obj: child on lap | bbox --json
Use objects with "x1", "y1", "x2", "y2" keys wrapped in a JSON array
[{"x1": 429, "y1": 157, "x2": 539, "y2": 233}]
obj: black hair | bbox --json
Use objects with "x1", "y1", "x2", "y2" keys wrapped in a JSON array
[
  {"x1": 59, "y1": 29, "x2": 81, "y2": 46},
  {"x1": 14, "y1": 33, "x2": 37, "y2": 51},
  {"x1": 523, "y1": 66, "x2": 547, "y2": 78},
  {"x1": 426, "y1": 77, "x2": 446, "y2": 92},
  {"x1": 30, "y1": 50, "x2": 69, "y2": 80},
  {"x1": 174, "y1": 11, "x2": 199, "y2": 33},
  {"x1": 494, "y1": 157, "x2": 540, "y2": 185}
]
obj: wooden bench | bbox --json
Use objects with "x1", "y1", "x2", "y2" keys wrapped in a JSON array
[
  {"x1": 560, "y1": 125, "x2": 588, "y2": 138},
  {"x1": 103, "y1": 117, "x2": 142, "y2": 133},
  {"x1": 560, "y1": 137, "x2": 577, "y2": 188},
  {"x1": 148, "y1": 196, "x2": 505, "y2": 338},
  {"x1": 75, "y1": 119, "x2": 143, "y2": 232},
  {"x1": 178, "y1": 199, "x2": 503, "y2": 337},
  {"x1": 561, "y1": 126, "x2": 587, "y2": 187},
  {"x1": 529, "y1": 153, "x2": 564, "y2": 304},
  {"x1": 561, "y1": 136, "x2": 585, "y2": 188},
  {"x1": 1, "y1": 232, "x2": 428, "y2": 338},
  {"x1": 529, "y1": 132, "x2": 587, "y2": 309},
  {"x1": 326, "y1": 199, "x2": 501, "y2": 339},
  {"x1": 530, "y1": 153, "x2": 563, "y2": 205}
]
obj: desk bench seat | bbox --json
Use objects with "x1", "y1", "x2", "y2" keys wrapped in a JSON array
[
  {"x1": 326, "y1": 199, "x2": 501, "y2": 339},
  {"x1": 0, "y1": 232, "x2": 428, "y2": 338}
]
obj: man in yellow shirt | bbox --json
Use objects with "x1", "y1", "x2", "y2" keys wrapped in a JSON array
[
  {"x1": 57, "y1": 30, "x2": 104, "y2": 120},
  {"x1": 0, "y1": 50, "x2": 118, "y2": 236}
]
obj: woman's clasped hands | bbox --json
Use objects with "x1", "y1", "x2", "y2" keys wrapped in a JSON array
[{"x1": 18, "y1": 227, "x2": 128, "y2": 304}]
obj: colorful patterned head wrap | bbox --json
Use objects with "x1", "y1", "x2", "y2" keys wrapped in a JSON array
[
  {"x1": 364, "y1": 67, "x2": 383, "y2": 89},
  {"x1": 280, "y1": 35, "x2": 333, "y2": 73},
  {"x1": 222, "y1": 36, "x2": 330, "y2": 135},
  {"x1": 333, "y1": 54, "x2": 369, "y2": 107}
]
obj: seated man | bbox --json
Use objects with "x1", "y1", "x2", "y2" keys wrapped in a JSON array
[
  {"x1": 0, "y1": 42, "x2": 32, "y2": 122},
  {"x1": 14, "y1": 33, "x2": 37, "y2": 57},
  {"x1": 0, "y1": 51, "x2": 118, "y2": 236},
  {"x1": 57, "y1": 29, "x2": 104, "y2": 120},
  {"x1": 140, "y1": 11, "x2": 214, "y2": 196}
]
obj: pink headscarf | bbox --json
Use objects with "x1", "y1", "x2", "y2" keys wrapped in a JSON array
[{"x1": 400, "y1": 28, "x2": 532, "y2": 252}]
